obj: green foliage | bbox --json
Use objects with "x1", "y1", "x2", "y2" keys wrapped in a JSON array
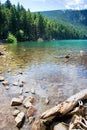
[
  {"x1": 37, "y1": 37, "x2": 44, "y2": 42},
  {"x1": 0, "y1": 0, "x2": 87, "y2": 42},
  {"x1": 16, "y1": 29, "x2": 25, "y2": 41},
  {"x1": 7, "y1": 33, "x2": 17, "y2": 43}
]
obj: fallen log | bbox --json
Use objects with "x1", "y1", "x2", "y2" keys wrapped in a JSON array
[
  {"x1": 41, "y1": 89, "x2": 87, "y2": 120},
  {"x1": 32, "y1": 89, "x2": 87, "y2": 130}
]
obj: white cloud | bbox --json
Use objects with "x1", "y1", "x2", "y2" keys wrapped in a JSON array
[
  {"x1": 64, "y1": 0, "x2": 85, "y2": 9},
  {"x1": 84, "y1": 4, "x2": 87, "y2": 8}
]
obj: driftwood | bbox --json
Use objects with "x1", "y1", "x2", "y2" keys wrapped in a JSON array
[{"x1": 32, "y1": 89, "x2": 87, "y2": 130}]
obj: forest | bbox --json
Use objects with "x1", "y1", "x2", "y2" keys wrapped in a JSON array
[{"x1": 0, "y1": 0, "x2": 87, "y2": 43}]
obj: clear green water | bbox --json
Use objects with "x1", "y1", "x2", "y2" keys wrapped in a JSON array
[{"x1": 7, "y1": 39, "x2": 87, "y2": 97}]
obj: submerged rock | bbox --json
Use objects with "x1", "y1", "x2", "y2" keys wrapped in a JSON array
[
  {"x1": 45, "y1": 97, "x2": 50, "y2": 105},
  {"x1": 0, "y1": 76, "x2": 5, "y2": 82},
  {"x1": 23, "y1": 97, "x2": 32, "y2": 108},
  {"x1": 2, "y1": 81, "x2": 9, "y2": 86},
  {"x1": 23, "y1": 97, "x2": 35, "y2": 108},
  {"x1": 31, "y1": 88, "x2": 35, "y2": 94},
  {"x1": 11, "y1": 97, "x2": 23, "y2": 106},
  {"x1": 15, "y1": 112, "x2": 25, "y2": 128},
  {"x1": 29, "y1": 116, "x2": 35, "y2": 124},
  {"x1": 13, "y1": 109, "x2": 20, "y2": 116},
  {"x1": 13, "y1": 82, "x2": 19, "y2": 86},
  {"x1": 27, "y1": 106, "x2": 37, "y2": 117}
]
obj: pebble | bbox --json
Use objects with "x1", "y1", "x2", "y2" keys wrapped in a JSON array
[
  {"x1": 31, "y1": 88, "x2": 35, "y2": 94},
  {"x1": 0, "y1": 76, "x2": 5, "y2": 82},
  {"x1": 13, "y1": 109, "x2": 20, "y2": 116},
  {"x1": 2, "y1": 81, "x2": 9, "y2": 86}
]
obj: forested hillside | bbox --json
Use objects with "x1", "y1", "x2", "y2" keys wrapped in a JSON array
[
  {"x1": 41, "y1": 10, "x2": 87, "y2": 34},
  {"x1": 0, "y1": 0, "x2": 87, "y2": 42}
]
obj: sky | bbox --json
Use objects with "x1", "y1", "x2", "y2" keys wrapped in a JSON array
[{"x1": 0, "y1": 0, "x2": 87, "y2": 12}]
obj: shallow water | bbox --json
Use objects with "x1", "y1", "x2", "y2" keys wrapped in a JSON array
[{"x1": 0, "y1": 40, "x2": 87, "y2": 129}]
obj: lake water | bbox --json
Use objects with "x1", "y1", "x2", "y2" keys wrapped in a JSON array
[
  {"x1": 6, "y1": 39, "x2": 87, "y2": 107},
  {"x1": 0, "y1": 40, "x2": 87, "y2": 129},
  {"x1": 1, "y1": 39, "x2": 87, "y2": 102}
]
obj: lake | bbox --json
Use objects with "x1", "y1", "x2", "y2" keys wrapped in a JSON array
[{"x1": 0, "y1": 40, "x2": 87, "y2": 130}]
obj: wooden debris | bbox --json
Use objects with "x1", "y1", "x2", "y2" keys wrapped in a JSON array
[{"x1": 32, "y1": 89, "x2": 87, "y2": 130}]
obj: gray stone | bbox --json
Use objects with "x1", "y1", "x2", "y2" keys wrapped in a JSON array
[{"x1": 15, "y1": 112, "x2": 25, "y2": 128}]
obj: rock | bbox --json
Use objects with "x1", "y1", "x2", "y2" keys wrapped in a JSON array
[
  {"x1": 19, "y1": 88, "x2": 23, "y2": 95},
  {"x1": 45, "y1": 97, "x2": 49, "y2": 105},
  {"x1": 31, "y1": 88, "x2": 35, "y2": 94},
  {"x1": 23, "y1": 97, "x2": 32, "y2": 108},
  {"x1": 0, "y1": 76, "x2": 5, "y2": 82},
  {"x1": 23, "y1": 97, "x2": 35, "y2": 107},
  {"x1": 32, "y1": 120, "x2": 41, "y2": 130},
  {"x1": 29, "y1": 116, "x2": 35, "y2": 124},
  {"x1": 0, "y1": 52, "x2": 4, "y2": 56},
  {"x1": 5, "y1": 86, "x2": 9, "y2": 90},
  {"x1": 23, "y1": 96, "x2": 35, "y2": 108},
  {"x1": 15, "y1": 112, "x2": 25, "y2": 128},
  {"x1": 54, "y1": 122, "x2": 68, "y2": 130},
  {"x1": 13, "y1": 109, "x2": 20, "y2": 116},
  {"x1": 80, "y1": 50, "x2": 85, "y2": 56},
  {"x1": 65, "y1": 54, "x2": 70, "y2": 59},
  {"x1": 13, "y1": 82, "x2": 19, "y2": 86},
  {"x1": 11, "y1": 97, "x2": 23, "y2": 106},
  {"x1": 2, "y1": 81, "x2": 9, "y2": 86},
  {"x1": 19, "y1": 82, "x2": 24, "y2": 87},
  {"x1": 27, "y1": 106, "x2": 37, "y2": 117}
]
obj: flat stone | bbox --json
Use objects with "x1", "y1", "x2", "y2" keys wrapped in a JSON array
[
  {"x1": 54, "y1": 122, "x2": 68, "y2": 130},
  {"x1": 19, "y1": 88, "x2": 23, "y2": 95},
  {"x1": 27, "y1": 106, "x2": 37, "y2": 117},
  {"x1": 13, "y1": 110, "x2": 20, "y2": 116},
  {"x1": 15, "y1": 112, "x2": 25, "y2": 128},
  {"x1": 23, "y1": 97, "x2": 32, "y2": 108},
  {"x1": 0, "y1": 76, "x2": 5, "y2": 82},
  {"x1": 11, "y1": 97, "x2": 23, "y2": 106},
  {"x1": 13, "y1": 82, "x2": 19, "y2": 86}
]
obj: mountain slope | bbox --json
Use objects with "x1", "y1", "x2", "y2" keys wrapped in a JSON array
[{"x1": 40, "y1": 10, "x2": 87, "y2": 34}]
